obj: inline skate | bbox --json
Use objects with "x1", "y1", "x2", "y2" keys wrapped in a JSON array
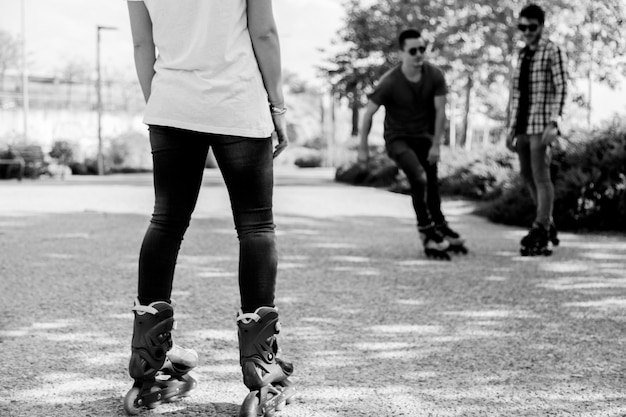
[
  {"x1": 123, "y1": 300, "x2": 198, "y2": 415},
  {"x1": 549, "y1": 222, "x2": 560, "y2": 247},
  {"x1": 520, "y1": 224, "x2": 552, "y2": 256},
  {"x1": 419, "y1": 224, "x2": 451, "y2": 260},
  {"x1": 237, "y1": 307, "x2": 295, "y2": 417},
  {"x1": 436, "y1": 221, "x2": 468, "y2": 254}
]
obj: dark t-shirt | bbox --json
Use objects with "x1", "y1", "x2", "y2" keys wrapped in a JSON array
[
  {"x1": 368, "y1": 62, "x2": 448, "y2": 142},
  {"x1": 515, "y1": 48, "x2": 535, "y2": 135}
]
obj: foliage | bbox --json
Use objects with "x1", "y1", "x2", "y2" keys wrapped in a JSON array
[
  {"x1": 49, "y1": 140, "x2": 75, "y2": 165},
  {"x1": 0, "y1": 30, "x2": 19, "y2": 74},
  {"x1": 337, "y1": 120, "x2": 626, "y2": 232},
  {"x1": 106, "y1": 130, "x2": 152, "y2": 172},
  {"x1": 294, "y1": 151, "x2": 323, "y2": 168},
  {"x1": 69, "y1": 158, "x2": 98, "y2": 176},
  {"x1": 438, "y1": 148, "x2": 518, "y2": 200},
  {"x1": 69, "y1": 130, "x2": 152, "y2": 175},
  {"x1": 336, "y1": 145, "x2": 518, "y2": 199},
  {"x1": 0, "y1": 30, "x2": 20, "y2": 106},
  {"x1": 323, "y1": 0, "x2": 626, "y2": 133},
  {"x1": 481, "y1": 120, "x2": 626, "y2": 231},
  {"x1": 335, "y1": 150, "x2": 399, "y2": 188}
]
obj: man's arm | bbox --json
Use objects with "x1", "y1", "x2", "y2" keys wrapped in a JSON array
[
  {"x1": 541, "y1": 44, "x2": 568, "y2": 146},
  {"x1": 433, "y1": 94, "x2": 446, "y2": 147},
  {"x1": 427, "y1": 94, "x2": 446, "y2": 164},
  {"x1": 550, "y1": 45, "x2": 568, "y2": 126},
  {"x1": 358, "y1": 101, "x2": 380, "y2": 163},
  {"x1": 127, "y1": 1, "x2": 155, "y2": 103}
]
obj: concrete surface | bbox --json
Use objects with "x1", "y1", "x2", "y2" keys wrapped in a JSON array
[{"x1": 1, "y1": 168, "x2": 625, "y2": 416}]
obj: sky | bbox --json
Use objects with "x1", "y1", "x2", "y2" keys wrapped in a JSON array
[
  {"x1": 0, "y1": 0, "x2": 346, "y2": 83},
  {"x1": 0, "y1": 0, "x2": 624, "y2": 122}
]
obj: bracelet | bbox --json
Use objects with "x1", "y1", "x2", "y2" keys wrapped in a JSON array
[{"x1": 269, "y1": 104, "x2": 287, "y2": 116}]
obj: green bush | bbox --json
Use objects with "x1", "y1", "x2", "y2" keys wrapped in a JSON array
[
  {"x1": 334, "y1": 123, "x2": 626, "y2": 232},
  {"x1": 49, "y1": 140, "x2": 75, "y2": 165},
  {"x1": 481, "y1": 120, "x2": 626, "y2": 232},
  {"x1": 69, "y1": 130, "x2": 152, "y2": 175},
  {"x1": 336, "y1": 145, "x2": 518, "y2": 200},
  {"x1": 439, "y1": 148, "x2": 518, "y2": 200},
  {"x1": 294, "y1": 151, "x2": 323, "y2": 168},
  {"x1": 335, "y1": 150, "x2": 399, "y2": 187},
  {"x1": 70, "y1": 158, "x2": 98, "y2": 175}
]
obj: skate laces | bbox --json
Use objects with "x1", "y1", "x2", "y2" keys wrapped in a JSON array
[
  {"x1": 131, "y1": 299, "x2": 177, "y2": 330},
  {"x1": 237, "y1": 312, "x2": 261, "y2": 324},
  {"x1": 131, "y1": 299, "x2": 175, "y2": 316},
  {"x1": 236, "y1": 306, "x2": 279, "y2": 324}
]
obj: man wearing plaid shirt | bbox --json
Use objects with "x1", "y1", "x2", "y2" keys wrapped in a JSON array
[{"x1": 506, "y1": 4, "x2": 568, "y2": 255}]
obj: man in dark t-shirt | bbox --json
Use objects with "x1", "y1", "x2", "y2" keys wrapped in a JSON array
[{"x1": 359, "y1": 29, "x2": 465, "y2": 259}]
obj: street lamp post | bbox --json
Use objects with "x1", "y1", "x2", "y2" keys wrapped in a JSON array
[
  {"x1": 21, "y1": 0, "x2": 29, "y2": 143},
  {"x1": 96, "y1": 25, "x2": 116, "y2": 175}
]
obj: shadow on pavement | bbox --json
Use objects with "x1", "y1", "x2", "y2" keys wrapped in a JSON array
[{"x1": 1, "y1": 203, "x2": 625, "y2": 416}]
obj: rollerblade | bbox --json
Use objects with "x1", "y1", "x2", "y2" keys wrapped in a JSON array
[
  {"x1": 419, "y1": 224, "x2": 451, "y2": 260},
  {"x1": 520, "y1": 224, "x2": 553, "y2": 256},
  {"x1": 549, "y1": 222, "x2": 560, "y2": 246},
  {"x1": 436, "y1": 221, "x2": 468, "y2": 254},
  {"x1": 237, "y1": 307, "x2": 295, "y2": 417},
  {"x1": 123, "y1": 300, "x2": 198, "y2": 415}
]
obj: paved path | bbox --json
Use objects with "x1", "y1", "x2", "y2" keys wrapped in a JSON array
[{"x1": 1, "y1": 169, "x2": 625, "y2": 416}]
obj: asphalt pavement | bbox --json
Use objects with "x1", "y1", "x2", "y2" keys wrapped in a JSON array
[{"x1": 1, "y1": 168, "x2": 625, "y2": 416}]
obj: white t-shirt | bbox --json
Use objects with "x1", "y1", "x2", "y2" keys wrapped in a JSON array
[{"x1": 127, "y1": 0, "x2": 274, "y2": 138}]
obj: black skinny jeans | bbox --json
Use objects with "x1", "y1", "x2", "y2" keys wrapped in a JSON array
[
  {"x1": 386, "y1": 136, "x2": 446, "y2": 227},
  {"x1": 138, "y1": 125, "x2": 277, "y2": 313}
]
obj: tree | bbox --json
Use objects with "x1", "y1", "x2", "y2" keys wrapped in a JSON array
[
  {"x1": 326, "y1": 0, "x2": 626, "y2": 142},
  {"x1": 546, "y1": 0, "x2": 626, "y2": 124},
  {"x1": 58, "y1": 59, "x2": 90, "y2": 109},
  {"x1": 0, "y1": 30, "x2": 20, "y2": 106}
]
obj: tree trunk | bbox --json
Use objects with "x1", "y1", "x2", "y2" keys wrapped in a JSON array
[
  {"x1": 329, "y1": 90, "x2": 336, "y2": 167},
  {"x1": 350, "y1": 85, "x2": 360, "y2": 137},
  {"x1": 462, "y1": 73, "x2": 473, "y2": 149}
]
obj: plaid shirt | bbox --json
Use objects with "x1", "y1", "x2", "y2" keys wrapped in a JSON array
[{"x1": 508, "y1": 37, "x2": 568, "y2": 135}]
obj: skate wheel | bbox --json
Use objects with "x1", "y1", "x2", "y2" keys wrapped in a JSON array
[
  {"x1": 277, "y1": 379, "x2": 296, "y2": 405},
  {"x1": 180, "y1": 374, "x2": 197, "y2": 397},
  {"x1": 275, "y1": 399, "x2": 286, "y2": 411},
  {"x1": 164, "y1": 394, "x2": 179, "y2": 403},
  {"x1": 147, "y1": 400, "x2": 161, "y2": 409},
  {"x1": 123, "y1": 387, "x2": 142, "y2": 416},
  {"x1": 239, "y1": 391, "x2": 259, "y2": 417}
]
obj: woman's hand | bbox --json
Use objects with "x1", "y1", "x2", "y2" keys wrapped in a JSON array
[{"x1": 272, "y1": 113, "x2": 289, "y2": 158}]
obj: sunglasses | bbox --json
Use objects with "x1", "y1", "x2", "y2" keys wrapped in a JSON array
[
  {"x1": 408, "y1": 46, "x2": 426, "y2": 56},
  {"x1": 517, "y1": 23, "x2": 539, "y2": 33}
]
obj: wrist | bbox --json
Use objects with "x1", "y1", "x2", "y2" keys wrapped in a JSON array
[{"x1": 269, "y1": 104, "x2": 287, "y2": 116}]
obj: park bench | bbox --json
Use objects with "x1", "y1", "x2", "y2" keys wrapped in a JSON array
[
  {"x1": 0, "y1": 147, "x2": 26, "y2": 180},
  {"x1": 0, "y1": 145, "x2": 46, "y2": 180}
]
